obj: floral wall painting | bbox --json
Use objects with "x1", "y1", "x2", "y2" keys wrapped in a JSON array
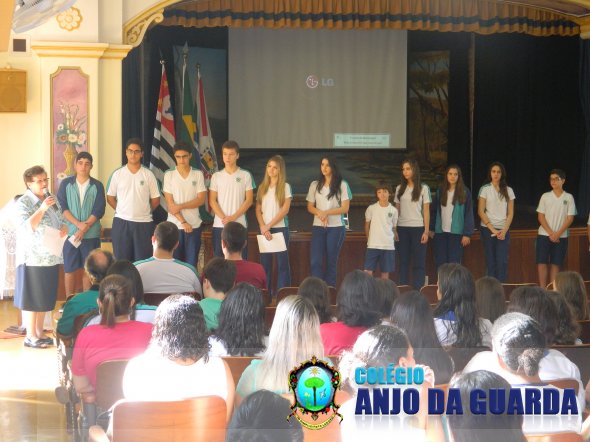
[{"x1": 50, "y1": 67, "x2": 88, "y2": 193}]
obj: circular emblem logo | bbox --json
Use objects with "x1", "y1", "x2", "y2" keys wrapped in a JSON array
[{"x1": 306, "y1": 75, "x2": 319, "y2": 89}]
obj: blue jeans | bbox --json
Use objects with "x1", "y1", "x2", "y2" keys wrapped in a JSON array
[
  {"x1": 397, "y1": 226, "x2": 427, "y2": 289},
  {"x1": 173, "y1": 226, "x2": 202, "y2": 268},
  {"x1": 310, "y1": 226, "x2": 346, "y2": 287},
  {"x1": 260, "y1": 227, "x2": 291, "y2": 294},
  {"x1": 480, "y1": 226, "x2": 510, "y2": 282},
  {"x1": 434, "y1": 232, "x2": 464, "y2": 269},
  {"x1": 212, "y1": 227, "x2": 248, "y2": 259}
]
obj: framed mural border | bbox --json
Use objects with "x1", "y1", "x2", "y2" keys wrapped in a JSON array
[{"x1": 50, "y1": 66, "x2": 89, "y2": 193}]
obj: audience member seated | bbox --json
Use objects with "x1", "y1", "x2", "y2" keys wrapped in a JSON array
[
  {"x1": 134, "y1": 221, "x2": 202, "y2": 295},
  {"x1": 433, "y1": 263, "x2": 492, "y2": 348},
  {"x1": 547, "y1": 290, "x2": 581, "y2": 345},
  {"x1": 475, "y1": 276, "x2": 506, "y2": 324},
  {"x1": 338, "y1": 325, "x2": 439, "y2": 441},
  {"x1": 122, "y1": 295, "x2": 234, "y2": 421},
  {"x1": 448, "y1": 370, "x2": 526, "y2": 442},
  {"x1": 199, "y1": 257, "x2": 236, "y2": 331},
  {"x1": 464, "y1": 306, "x2": 585, "y2": 411},
  {"x1": 320, "y1": 270, "x2": 381, "y2": 355},
  {"x1": 222, "y1": 221, "x2": 267, "y2": 290},
  {"x1": 390, "y1": 290, "x2": 454, "y2": 384},
  {"x1": 236, "y1": 296, "x2": 324, "y2": 401},
  {"x1": 483, "y1": 313, "x2": 581, "y2": 434},
  {"x1": 226, "y1": 390, "x2": 303, "y2": 442},
  {"x1": 297, "y1": 276, "x2": 334, "y2": 324},
  {"x1": 209, "y1": 282, "x2": 266, "y2": 356},
  {"x1": 375, "y1": 277, "x2": 399, "y2": 321},
  {"x1": 71, "y1": 275, "x2": 152, "y2": 397},
  {"x1": 56, "y1": 249, "x2": 113, "y2": 336},
  {"x1": 554, "y1": 271, "x2": 590, "y2": 320}
]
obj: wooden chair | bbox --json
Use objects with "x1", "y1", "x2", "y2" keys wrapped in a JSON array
[
  {"x1": 419, "y1": 285, "x2": 439, "y2": 304},
  {"x1": 583, "y1": 281, "x2": 590, "y2": 299},
  {"x1": 446, "y1": 346, "x2": 490, "y2": 373},
  {"x1": 328, "y1": 286, "x2": 337, "y2": 305},
  {"x1": 222, "y1": 356, "x2": 261, "y2": 387},
  {"x1": 545, "y1": 378, "x2": 580, "y2": 394},
  {"x1": 275, "y1": 286, "x2": 299, "y2": 304},
  {"x1": 264, "y1": 306, "x2": 276, "y2": 331},
  {"x1": 577, "y1": 320, "x2": 590, "y2": 343},
  {"x1": 88, "y1": 396, "x2": 226, "y2": 442},
  {"x1": 525, "y1": 433, "x2": 583, "y2": 442},
  {"x1": 502, "y1": 283, "x2": 536, "y2": 300},
  {"x1": 260, "y1": 288, "x2": 272, "y2": 306},
  {"x1": 143, "y1": 291, "x2": 201, "y2": 306},
  {"x1": 397, "y1": 285, "x2": 413, "y2": 294},
  {"x1": 551, "y1": 344, "x2": 590, "y2": 386}
]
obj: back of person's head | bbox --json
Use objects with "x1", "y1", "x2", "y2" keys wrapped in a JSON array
[
  {"x1": 374, "y1": 278, "x2": 399, "y2": 319},
  {"x1": 203, "y1": 257, "x2": 236, "y2": 293},
  {"x1": 547, "y1": 291, "x2": 580, "y2": 345},
  {"x1": 492, "y1": 312, "x2": 545, "y2": 377},
  {"x1": 339, "y1": 325, "x2": 411, "y2": 393},
  {"x1": 337, "y1": 270, "x2": 381, "y2": 328},
  {"x1": 222, "y1": 221, "x2": 247, "y2": 254},
  {"x1": 434, "y1": 263, "x2": 482, "y2": 347},
  {"x1": 390, "y1": 291, "x2": 454, "y2": 383},
  {"x1": 154, "y1": 221, "x2": 179, "y2": 252},
  {"x1": 448, "y1": 370, "x2": 526, "y2": 442},
  {"x1": 152, "y1": 294, "x2": 209, "y2": 362},
  {"x1": 554, "y1": 271, "x2": 590, "y2": 320},
  {"x1": 84, "y1": 249, "x2": 114, "y2": 285},
  {"x1": 261, "y1": 296, "x2": 323, "y2": 391},
  {"x1": 98, "y1": 274, "x2": 134, "y2": 327},
  {"x1": 107, "y1": 259, "x2": 145, "y2": 304},
  {"x1": 227, "y1": 390, "x2": 303, "y2": 442},
  {"x1": 508, "y1": 286, "x2": 557, "y2": 346},
  {"x1": 297, "y1": 276, "x2": 332, "y2": 324},
  {"x1": 216, "y1": 283, "x2": 265, "y2": 355},
  {"x1": 475, "y1": 276, "x2": 506, "y2": 323}
]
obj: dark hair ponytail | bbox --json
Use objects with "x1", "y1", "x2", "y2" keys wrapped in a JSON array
[{"x1": 98, "y1": 274, "x2": 133, "y2": 327}]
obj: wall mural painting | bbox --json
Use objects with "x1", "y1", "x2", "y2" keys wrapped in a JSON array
[{"x1": 50, "y1": 67, "x2": 89, "y2": 193}]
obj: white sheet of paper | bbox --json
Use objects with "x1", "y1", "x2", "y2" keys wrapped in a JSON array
[
  {"x1": 68, "y1": 235, "x2": 82, "y2": 248},
  {"x1": 42, "y1": 226, "x2": 67, "y2": 257},
  {"x1": 257, "y1": 232, "x2": 287, "y2": 253}
]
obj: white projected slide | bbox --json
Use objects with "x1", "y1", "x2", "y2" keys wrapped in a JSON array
[{"x1": 228, "y1": 28, "x2": 407, "y2": 149}]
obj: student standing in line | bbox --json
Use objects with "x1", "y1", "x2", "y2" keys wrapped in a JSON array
[
  {"x1": 394, "y1": 158, "x2": 431, "y2": 289},
  {"x1": 536, "y1": 169, "x2": 576, "y2": 288},
  {"x1": 306, "y1": 156, "x2": 352, "y2": 287},
  {"x1": 162, "y1": 142, "x2": 207, "y2": 268},
  {"x1": 209, "y1": 140, "x2": 255, "y2": 259},
  {"x1": 363, "y1": 181, "x2": 398, "y2": 280},
  {"x1": 477, "y1": 161, "x2": 515, "y2": 282},
  {"x1": 255, "y1": 155, "x2": 292, "y2": 294},
  {"x1": 430, "y1": 164, "x2": 474, "y2": 269}
]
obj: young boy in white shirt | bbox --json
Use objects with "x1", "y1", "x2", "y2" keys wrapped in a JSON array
[
  {"x1": 536, "y1": 169, "x2": 576, "y2": 287},
  {"x1": 364, "y1": 181, "x2": 398, "y2": 280},
  {"x1": 208, "y1": 140, "x2": 255, "y2": 258}
]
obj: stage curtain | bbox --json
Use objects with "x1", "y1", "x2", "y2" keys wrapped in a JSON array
[
  {"x1": 578, "y1": 40, "x2": 590, "y2": 218},
  {"x1": 161, "y1": 0, "x2": 578, "y2": 37}
]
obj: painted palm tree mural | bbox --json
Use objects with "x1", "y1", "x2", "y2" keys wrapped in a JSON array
[{"x1": 408, "y1": 51, "x2": 450, "y2": 170}]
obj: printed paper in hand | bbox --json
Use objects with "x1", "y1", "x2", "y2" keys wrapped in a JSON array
[
  {"x1": 42, "y1": 226, "x2": 67, "y2": 257},
  {"x1": 68, "y1": 235, "x2": 82, "y2": 248},
  {"x1": 257, "y1": 232, "x2": 287, "y2": 253}
]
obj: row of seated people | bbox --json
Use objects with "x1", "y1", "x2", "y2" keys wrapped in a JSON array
[{"x1": 54, "y1": 255, "x2": 590, "y2": 440}]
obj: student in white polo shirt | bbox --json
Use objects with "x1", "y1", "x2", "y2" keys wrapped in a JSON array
[
  {"x1": 209, "y1": 140, "x2": 255, "y2": 259},
  {"x1": 107, "y1": 138, "x2": 160, "y2": 262},
  {"x1": 306, "y1": 156, "x2": 352, "y2": 287},
  {"x1": 162, "y1": 142, "x2": 206, "y2": 268},
  {"x1": 536, "y1": 168, "x2": 576, "y2": 288},
  {"x1": 477, "y1": 161, "x2": 515, "y2": 283},
  {"x1": 394, "y1": 158, "x2": 431, "y2": 289}
]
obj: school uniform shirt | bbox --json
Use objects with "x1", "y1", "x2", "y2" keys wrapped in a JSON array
[
  {"x1": 209, "y1": 168, "x2": 255, "y2": 228},
  {"x1": 478, "y1": 184, "x2": 516, "y2": 229},
  {"x1": 365, "y1": 202, "x2": 398, "y2": 250},
  {"x1": 134, "y1": 257, "x2": 202, "y2": 295},
  {"x1": 106, "y1": 166, "x2": 160, "y2": 222},
  {"x1": 259, "y1": 183, "x2": 292, "y2": 228},
  {"x1": 441, "y1": 190, "x2": 454, "y2": 232},
  {"x1": 162, "y1": 167, "x2": 206, "y2": 229},
  {"x1": 57, "y1": 176, "x2": 106, "y2": 238},
  {"x1": 394, "y1": 184, "x2": 432, "y2": 227},
  {"x1": 306, "y1": 180, "x2": 353, "y2": 227},
  {"x1": 536, "y1": 191, "x2": 577, "y2": 238},
  {"x1": 431, "y1": 188, "x2": 475, "y2": 236}
]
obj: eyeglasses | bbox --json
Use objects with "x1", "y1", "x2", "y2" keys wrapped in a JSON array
[{"x1": 126, "y1": 149, "x2": 142, "y2": 155}]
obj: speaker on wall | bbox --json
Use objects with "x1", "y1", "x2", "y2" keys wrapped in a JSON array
[{"x1": 0, "y1": 69, "x2": 27, "y2": 112}]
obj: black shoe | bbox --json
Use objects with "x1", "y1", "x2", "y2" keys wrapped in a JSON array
[
  {"x1": 38, "y1": 337, "x2": 54, "y2": 346},
  {"x1": 23, "y1": 337, "x2": 48, "y2": 349}
]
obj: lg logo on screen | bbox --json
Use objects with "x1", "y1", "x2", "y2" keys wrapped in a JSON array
[{"x1": 306, "y1": 75, "x2": 335, "y2": 89}]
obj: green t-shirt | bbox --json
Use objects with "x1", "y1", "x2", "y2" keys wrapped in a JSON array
[
  {"x1": 56, "y1": 289, "x2": 99, "y2": 335},
  {"x1": 198, "y1": 298, "x2": 223, "y2": 331}
]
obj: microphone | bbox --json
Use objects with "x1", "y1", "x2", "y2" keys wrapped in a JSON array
[{"x1": 42, "y1": 188, "x2": 58, "y2": 213}]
